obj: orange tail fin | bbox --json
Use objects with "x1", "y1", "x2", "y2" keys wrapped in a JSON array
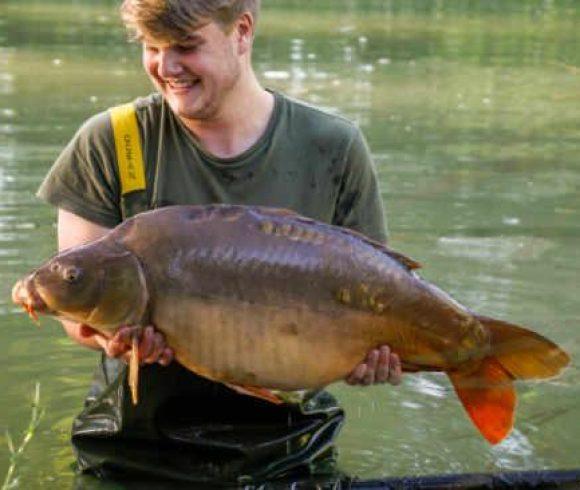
[
  {"x1": 476, "y1": 315, "x2": 570, "y2": 380},
  {"x1": 449, "y1": 316, "x2": 570, "y2": 444},
  {"x1": 449, "y1": 357, "x2": 515, "y2": 445}
]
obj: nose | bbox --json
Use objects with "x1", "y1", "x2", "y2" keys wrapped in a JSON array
[{"x1": 157, "y1": 48, "x2": 184, "y2": 79}]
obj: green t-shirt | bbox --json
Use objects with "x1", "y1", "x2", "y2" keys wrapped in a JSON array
[{"x1": 38, "y1": 91, "x2": 387, "y2": 242}]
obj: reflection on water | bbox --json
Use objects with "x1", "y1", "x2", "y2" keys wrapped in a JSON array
[
  {"x1": 1, "y1": 0, "x2": 579, "y2": 487},
  {"x1": 437, "y1": 235, "x2": 555, "y2": 262}
]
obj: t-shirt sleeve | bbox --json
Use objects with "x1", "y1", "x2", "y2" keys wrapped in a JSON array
[
  {"x1": 36, "y1": 111, "x2": 122, "y2": 228},
  {"x1": 333, "y1": 127, "x2": 388, "y2": 243}
]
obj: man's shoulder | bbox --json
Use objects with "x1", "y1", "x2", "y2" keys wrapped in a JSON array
[
  {"x1": 77, "y1": 93, "x2": 162, "y2": 138},
  {"x1": 278, "y1": 92, "x2": 360, "y2": 140},
  {"x1": 132, "y1": 92, "x2": 164, "y2": 118}
]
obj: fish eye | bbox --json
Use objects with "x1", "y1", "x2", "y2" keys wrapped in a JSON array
[{"x1": 63, "y1": 266, "x2": 82, "y2": 284}]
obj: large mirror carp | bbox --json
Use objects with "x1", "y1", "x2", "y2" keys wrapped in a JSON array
[{"x1": 12, "y1": 204, "x2": 569, "y2": 444}]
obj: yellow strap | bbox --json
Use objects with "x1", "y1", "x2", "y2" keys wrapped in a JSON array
[{"x1": 110, "y1": 103, "x2": 146, "y2": 195}]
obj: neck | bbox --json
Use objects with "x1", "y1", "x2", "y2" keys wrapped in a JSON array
[{"x1": 180, "y1": 70, "x2": 274, "y2": 159}]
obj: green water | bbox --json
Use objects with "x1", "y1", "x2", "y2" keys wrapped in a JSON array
[{"x1": 1, "y1": 1, "x2": 579, "y2": 487}]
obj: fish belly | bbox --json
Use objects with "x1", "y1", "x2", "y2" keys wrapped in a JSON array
[{"x1": 154, "y1": 296, "x2": 384, "y2": 390}]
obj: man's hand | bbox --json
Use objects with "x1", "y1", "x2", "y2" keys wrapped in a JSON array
[
  {"x1": 80, "y1": 324, "x2": 174, "y2": 366},
  {"x1": 345, "y1": 345, "x2": 402, "y2": 386}
]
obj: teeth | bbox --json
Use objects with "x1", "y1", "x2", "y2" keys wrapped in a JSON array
[{"x1": 168, "y1": 79, "x2": 197, "y2": 88}]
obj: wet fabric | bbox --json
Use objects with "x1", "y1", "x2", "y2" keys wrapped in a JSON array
[
  {"x1": 38, "y1": 90, "x2": 387, "y2": 243},
  {"x1": 72, "y1": 357, "x2": 344, "y2": 485},
  {"x1": 37, "y1": 90, "x2": 388, "y2": 484}
]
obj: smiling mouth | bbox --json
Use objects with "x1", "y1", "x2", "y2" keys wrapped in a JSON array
[{"x1": 166, "y1": 79, "x2": 200, "y2": 90}]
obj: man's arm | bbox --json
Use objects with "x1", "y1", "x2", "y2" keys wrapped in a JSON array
[
  {"x1": 336, "y1": 128, "x2": 402, "y2": 386},
  {"x1": 58, "y1": 209, "x2": 112, "y2": 350},
  {"x1": 57, "y1": 209, "x2": 173, "y2": 365}
]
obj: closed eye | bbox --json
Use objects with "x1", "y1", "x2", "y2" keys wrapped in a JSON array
[{"x1": 174, "y1": 42, "x2": 203, "y2": 54}]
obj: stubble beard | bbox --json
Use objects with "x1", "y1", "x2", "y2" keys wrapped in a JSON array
[{"x1": 174, "y1": 56, "x2": 242, "y2": 123}]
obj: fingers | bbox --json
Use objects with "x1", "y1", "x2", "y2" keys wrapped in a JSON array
[
  {"x1": 385, "y1": 352, "x2": 402, "y2": 385},
  {"x1": 346, "y1": 345, "x2": 403, "y2": 386},
  {"x1": 106, "y1": 326, "x2": 138, "y2": 359},
  {"x1": 139, "y1": 326, "x2": 157, "y2": 363},
  {"x1": 362, "y1": 349, "x2": 379, "y2": 385},
  {"x1": 345, "y1": 349, "x2": 379, "y2": 386},
  {"x1": 101, "y1": 325, "x2": 173, "y2": 367},
  {"x1": 375, "y1": 345, "x2": 392, "y2": 383},
  {"x1": 158, "y1": 347, "x2": 175, "y2": 367},
  {"x1": 345, "y1": 362, "x2": 367, "y2": 385},
  {"x1": 139, "y1": 326, "x2": 172, "y2": 365}
]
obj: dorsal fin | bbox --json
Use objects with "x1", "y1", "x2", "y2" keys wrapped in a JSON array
[
  {"x1": 384, "y1": 249, "x2": 422, "y2": 270},
  {"x1": 333, "y1": 226, "x2": 422, "y2": 271},
  {"x1": 253, "y1": 205, "x2": 422, "y2": 271}
]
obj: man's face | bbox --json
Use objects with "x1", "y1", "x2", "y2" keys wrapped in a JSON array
[{"x1": 142, "y1": 21, "x2": 242, "y2": 121}]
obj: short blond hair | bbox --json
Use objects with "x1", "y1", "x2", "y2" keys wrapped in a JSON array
[{"x1": 121, "y1": 0, "x2": 260, "y2": 41}]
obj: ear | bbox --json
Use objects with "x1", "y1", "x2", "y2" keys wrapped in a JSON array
[{"x1": 234, "y1": 12, "x2": 255, "y2": 55}]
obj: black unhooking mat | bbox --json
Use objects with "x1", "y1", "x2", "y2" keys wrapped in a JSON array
[{"x1": 70, "y1": 357, "x2": 580, "y2": 489}]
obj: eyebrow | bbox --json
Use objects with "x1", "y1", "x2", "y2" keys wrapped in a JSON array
[
  {"x1": 139, "y1": 34, "x2": 205, "y2": 48},
  {"x1": 176, "y1": 34, "x2": 206, "y2": 45}
]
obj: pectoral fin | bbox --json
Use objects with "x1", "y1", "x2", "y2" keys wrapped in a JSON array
[
  {"x1": 448, "y1": 357, "x2": 515, "y2": 445},
  {"x1": 129, "y1": 334, "x2": 139, "y2": 405}
]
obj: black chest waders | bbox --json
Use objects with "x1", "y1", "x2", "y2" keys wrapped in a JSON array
[{"x1": 70, "y1": 102, "x2": 345, "y2": 486}]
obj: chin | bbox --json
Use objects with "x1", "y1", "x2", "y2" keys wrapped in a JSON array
[
  {"x1": 177, "y1": 102, "x2": 218, "y2": 121},
  {"x1": 176, "y1": 107, "x2": 206, "y2": 121}
]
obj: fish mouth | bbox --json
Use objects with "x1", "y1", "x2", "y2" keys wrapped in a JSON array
[{"x1": 11, "y1": 276, "x2": 55, "y2": 321}]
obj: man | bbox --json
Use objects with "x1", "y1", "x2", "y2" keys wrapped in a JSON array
[{"x1": 37, "y1": 0, "x2": 402, "y2": 485}]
